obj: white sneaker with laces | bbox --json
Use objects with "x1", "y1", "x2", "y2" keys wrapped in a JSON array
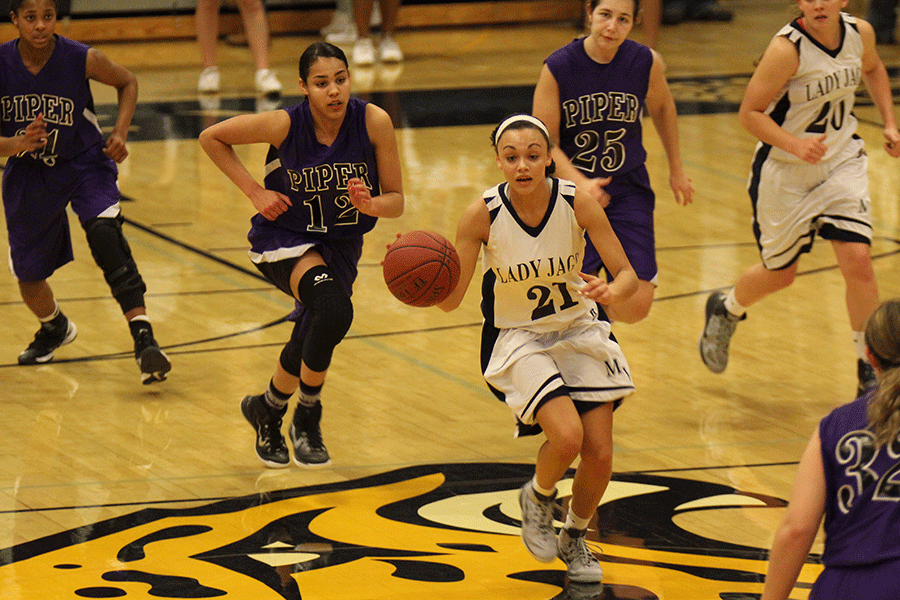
[
  {"x1": 255, "y1": 69, "x2": 282, "y2": 95},
  {"x1": 379, "y1": 36, "x2": 403, "y2": 62},
  {"x1": 518, "y1": 484, "x2": 558, "y2": 562},
  {"x1": 352, "y1": 38, "x2": 376, "y2": 66},
  {"x1": 557, "y1": 528, "x2": 603, "y2": 583},
  {"x1": 197, "y1": 66, "x2": 220, "y2": 93}
]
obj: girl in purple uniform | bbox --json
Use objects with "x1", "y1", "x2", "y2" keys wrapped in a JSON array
[
  {"x1": 532, "y1": 0, "x2": 694, "y2": 324},
  {"x1": 199, "y1": 42, "x2": 404, "y2": 469},
  {"x1": 761, "y1": 298, "x2": 900, "y2": 600},
  {"x1": 0, "y1": 0, "x2": 170, "y2": 384}
]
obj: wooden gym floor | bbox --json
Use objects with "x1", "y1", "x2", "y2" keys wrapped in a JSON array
[{"x1": 2, "y1": 1, "x2": 900, "y2": 598}]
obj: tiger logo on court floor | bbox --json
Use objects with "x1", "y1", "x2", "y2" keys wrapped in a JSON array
[{"x1": 0, "y1": 463, "x2": 820, "y2": 599}]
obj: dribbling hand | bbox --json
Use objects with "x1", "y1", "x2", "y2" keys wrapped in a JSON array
[{"x1": 383, "y1": 232, "x2": 403, "y2": 259}]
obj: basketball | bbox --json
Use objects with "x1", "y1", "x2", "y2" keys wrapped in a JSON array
[{"x1": 383, "y1": 231, "x2": 461, "y2": 307}]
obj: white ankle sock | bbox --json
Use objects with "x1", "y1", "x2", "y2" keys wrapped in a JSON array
[
  {"x1": 531, "y1": 476, "x2": 556, "y2": 498},
  {"x1": 853, "y1": 331, "x2": 867, "y2": 360},
  {"x1": 723, "y1": 288, "x2": 747, "y2": 317},
  {"x1": 40, "y1": 303, "x2": 60, "y2": 323},
  {"x1": 564, "y1": 508, "x2": 591, "y2": 531}
]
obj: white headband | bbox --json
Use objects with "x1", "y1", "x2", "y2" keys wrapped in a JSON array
[{"x1": 494, "y1": 115, "x2": 550, "y2": 145}]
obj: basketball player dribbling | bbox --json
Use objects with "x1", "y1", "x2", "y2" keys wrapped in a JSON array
[{"x1": 437, "y1": 114, "x2": 636, "y2": 584}]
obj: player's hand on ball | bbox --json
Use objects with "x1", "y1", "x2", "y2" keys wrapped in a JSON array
[{"x1": 383, "y1": 232, "x2": 404, "y2": 260}]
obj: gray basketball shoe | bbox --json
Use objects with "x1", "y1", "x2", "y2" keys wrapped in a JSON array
[
  {"x1": 518, "y1": 483, "x2": 558, "y2": 562},
  {"x1": 557, "y1": 527, "x2": 603, "y2": 583},
  {"x1": 699, "y1": 290, "x2": 745, "y2": 373}
]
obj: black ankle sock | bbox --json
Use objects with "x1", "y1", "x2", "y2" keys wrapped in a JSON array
[
  {"x1": 299, "y1": 381, "x2": 322, "y2": 407},
  {"x1": 45, "y1": 311, "x2": 67, "y2": 331},
  {"x1": 128, "y1": 318, "x2": 152, "y2": 340},
  {"x1": 299, "y1": 380, "x2": 322, "y2": 397}
]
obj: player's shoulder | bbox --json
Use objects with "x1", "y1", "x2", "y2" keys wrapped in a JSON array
[
  {"x1": 820, "y1": 394, "x2": 869, "y2": 434},
  {"x1": 546, "y1": 37, "x2": 588, "y2": 70},
  {"x1": 554, "y1": 177, "x2": 577, "y2": 202},
  {"x1": 361, "y1": 98, "x2": 390, "y2": 126},
  {"x1": 482, "y1": 182, "x2": 505, "y2": 204},
  {"x1": 56, "y1": 35, "x2": 91, "y2": 57}
]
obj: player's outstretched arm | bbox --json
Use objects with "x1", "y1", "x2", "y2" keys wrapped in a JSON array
[
  {"x1": 532, "y1": 65, "x2": 611, "y2": 206},
  {"x1": 198, "y1": 111, "x2": 293, "y2": 220},
  {"x1": 645, "y1": 50, "x2": 693, "y2": 205}
]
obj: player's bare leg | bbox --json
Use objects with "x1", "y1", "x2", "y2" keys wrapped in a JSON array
[{"x1": 833, "y1": 240, "x2": 879, "y2": 394}]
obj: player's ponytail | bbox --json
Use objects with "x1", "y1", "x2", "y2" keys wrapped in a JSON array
[{"x1": 865, "y1": 299, "x2": 900, "y2": 446}]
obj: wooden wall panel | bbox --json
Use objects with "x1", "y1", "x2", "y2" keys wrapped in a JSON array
[{"x1": 0, "y1": 2, "x2": 581, "y2": 43}]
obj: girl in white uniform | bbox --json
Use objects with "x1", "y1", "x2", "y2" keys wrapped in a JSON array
[
  {"x1": 437, "y1": 115, "x2": 637, "y2": 584},
  {"x1": 699, "y1": 1, "x2": 900, "y2": 396}
]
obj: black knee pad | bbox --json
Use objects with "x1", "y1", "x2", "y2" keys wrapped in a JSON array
[
  {"x1": 279, "y1": 320, "x2": 305, "y2": 378},
  {"x1": 297, "y1": 265, "x2": 353, "y2": 373},
  {"x1": 83, "y1": 215, "x2": 146, "y2": 313}
]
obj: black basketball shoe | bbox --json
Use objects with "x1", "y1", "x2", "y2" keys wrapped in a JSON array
[
  {"x1": 290, "y1": 402, "x2": 331, "y2": 467},
  {"x1": 241, "y1": 394, "x2": 290, "y2": 468},
  {"x1": 18, "y1": 313, "x2": 78, "y2": 365},
  {"x1": 133, "y1": 327, "x2": 171, "y2": 385}
]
